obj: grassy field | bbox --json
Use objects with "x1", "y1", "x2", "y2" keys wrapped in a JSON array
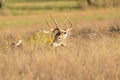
[
  {"x1": 0, "y1": 1, "x2": 120, "y2": 80},
  {"x1": 3, "y1": 1, "x2": 78, "y2": 15},
  {"x1": 0, "y1": 18, "x2": 120, "y2": 80},
  {"x1": 0, "y1": 7, "x2": 120, "y2": 29}
]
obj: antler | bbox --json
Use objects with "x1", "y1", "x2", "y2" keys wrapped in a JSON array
[
  {"x1": 50, "y1": 15, "x2": 66, "y2": 32},
  {"x1": 45, "y1": 19, "x2": 51, "y2": 29},
  {"x1": 45, "y1": 19, "x2": 53, "y2": 32},
  {"x1": 44, "y1": 15, "x2": 72, "y2": 34},
  {"x1": 63, "y1": 16, "x2": 72, "y2": 31},
  {"x1": 65, "y1": 16, "x2": 72, "y2": 28},
  {"x1": 63, "y1": 19, "x2": 68, "y2": 29},
  {"x1": 50, "y1": 15, "x2": 58, "y2": 28}
]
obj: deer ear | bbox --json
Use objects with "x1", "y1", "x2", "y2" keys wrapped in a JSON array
[
  {"x1": 43, "y1": 30, "x2": 50, "y2": 33},
  {"x1": 53, "y1": 30, "x2": 59, "y2": 36}
]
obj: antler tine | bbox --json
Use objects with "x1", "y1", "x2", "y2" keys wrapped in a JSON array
[
  {"x1": 50, "y1": 15, "x2": 58, "y2": 28},
  {"x1": 44, "y1": 19, "x2": 54, "y2": 32},
  {"x1": 63, "y1": 19, "x2": 68, "y2": 29},
  {"x1": 45, "y1": 19, "x2": 51, "y2": 29},
  {"x1": 64, "y1": 16, "x2": 72, "y2": 28}
]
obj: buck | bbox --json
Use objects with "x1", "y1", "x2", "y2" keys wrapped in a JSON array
[{"x1": 44, "y1": 15, "x2": 72, "y2": 47}]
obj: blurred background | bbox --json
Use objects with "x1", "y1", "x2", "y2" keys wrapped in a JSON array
[
  {"x1": 0, "y1": 0, "x2": 120, "y2": 30},
  {"x1": 0, "y1": 0, "x2": 120, "y2": 15}
]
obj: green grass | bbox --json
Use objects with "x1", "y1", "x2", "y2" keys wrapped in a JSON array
[
  {"x1": 0, "y1": 7, "x2": 120, "y2": 29},
  {"x1": 6, "y1": 0, "x2": 73, "y2": 2},
  {"x1": 0, "y1": 0, "x2": 120, "y2": 30},
  {"x1": 5, "y1": 1, "x2": 78, "y2": 14},
  {"x1": 2, "y1": 0, "x2": 120, "y2": 16}
]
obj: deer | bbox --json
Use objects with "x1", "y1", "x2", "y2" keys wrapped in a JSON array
[{"x1": 44, "y1": 15, "x2": 72, "y2": 47}]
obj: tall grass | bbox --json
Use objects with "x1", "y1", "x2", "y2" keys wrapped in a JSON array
[
  {"x1": 0, "y1": 19, "x2": 120, "y2": 80},
  {"x1": 0, "y1": 3, "x2": 120, "y2": 79}
]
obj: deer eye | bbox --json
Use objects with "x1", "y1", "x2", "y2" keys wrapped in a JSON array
[
  {"x1": 58, "y1": 36, "x2": 61, "y2": 39},
  {"x1": 64, "y1": 32, "x2": 67, "y2": 34}
]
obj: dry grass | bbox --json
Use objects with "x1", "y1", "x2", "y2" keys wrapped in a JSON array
[
  {"x1": 0, "y1": 18, "x2": 120, "y2": 80},
  {"x1": 0, "y1": 6, "x2": 120, "y2": 80}
]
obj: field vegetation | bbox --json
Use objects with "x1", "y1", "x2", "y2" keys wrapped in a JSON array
[{"x1": 0, "y1": 0, "x2": 120, "y2": 80}]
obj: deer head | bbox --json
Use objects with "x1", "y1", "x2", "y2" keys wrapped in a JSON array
[{"x1": 44, "y1": 15, "x2": 72, "y2": 47}]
